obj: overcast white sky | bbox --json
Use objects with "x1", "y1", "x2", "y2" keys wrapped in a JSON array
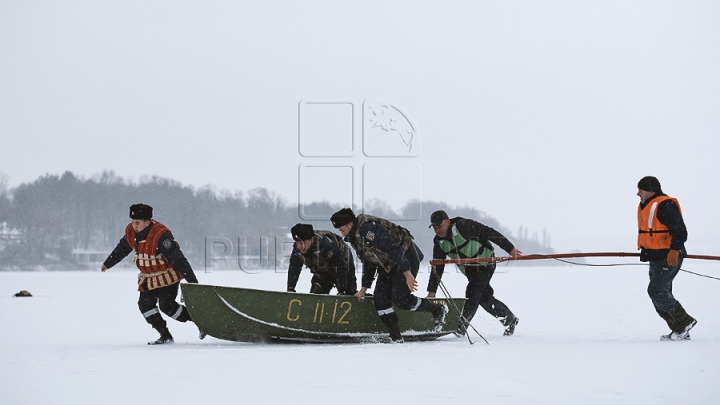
[{"x1": 1, "y1": 1, "x2": 719, "y2": 253}]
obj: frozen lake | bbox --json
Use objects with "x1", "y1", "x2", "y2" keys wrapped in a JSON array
[{"x1": 1, "y1": 261, "x2": 718, "y2": 404}]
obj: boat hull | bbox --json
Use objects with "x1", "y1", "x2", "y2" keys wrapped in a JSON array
[{"x1": 182, "y1": 284, "x2": 466, "y2": 343}]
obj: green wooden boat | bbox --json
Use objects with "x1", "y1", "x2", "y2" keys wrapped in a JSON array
[{"x1": 181, "y1": 283, "x2": 466, "y2": 343}]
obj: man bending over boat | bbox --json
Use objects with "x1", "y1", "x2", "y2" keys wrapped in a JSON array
[
  {"x1": 330, "y1": 208, "x2": 448, "y2": 343},
  {"x1": 287, "y1": 223, "x2": 358, "y2": 295},
  {"x1": 101, "y1": 203, "x2": 206, "y2": 345}
]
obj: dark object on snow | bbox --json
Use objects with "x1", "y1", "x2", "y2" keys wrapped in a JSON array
[{"x1": 13, "y1": 290, "x2": 32, "y2": 297}]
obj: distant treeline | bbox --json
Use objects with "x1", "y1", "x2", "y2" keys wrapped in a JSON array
[{"x1": 0, "y1": 171, "x2": 554, "y2": 270}]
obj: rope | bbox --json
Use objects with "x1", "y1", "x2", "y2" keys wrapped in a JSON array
[
  {"x1": 431, "y1": 265, "x2": 489, "y2": 345},
  {"x1": 430, "y1": 251, "x2": 720, "y2": 265},
  {"x1": 679, "y1": 268, "x2": 720, "y2": 281},
  {"x1": 429, "y1": 252, "x2": 720, "y2": 281},
  {"x1": 499, "y1": 256, "x2": 720, "y2": 280},
  {"x1": 525, "y1": 257, "x2": 645, "y2": 267}
]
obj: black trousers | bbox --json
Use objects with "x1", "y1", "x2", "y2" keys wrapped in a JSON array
[
  {"x1": 138, "y1": 283, "x2": 191, "y2": 329},
  {"x1": 309, "y1": 275, "x2": 336, "y2": 294},
  {"x1": 460, "y1": 264, "x2": 512, "y2": 327},
  {"x1": 647, "y1": 253, "x2": 685, "y2": 320},
  {"x1": 373, "y1": 243, "x2": 431, "y2": 327}
]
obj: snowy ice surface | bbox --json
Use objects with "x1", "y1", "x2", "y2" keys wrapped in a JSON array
[{"x1": 1, "y1": 262, "x2": 719, "y2": 405}]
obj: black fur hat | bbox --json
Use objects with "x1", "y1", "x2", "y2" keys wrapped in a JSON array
[
  {"x1": 331, "y1": 208, "x2": 355, "y2": 228},
  {"x1": 129, "y1": 203, "x2": 153, "y2": 220},
  {"x1": 291, "y1": 223, "x2": 315, "y2": 241},
  {"x1": 637, "y1": 176, "x2": 662, "y2": 193}
]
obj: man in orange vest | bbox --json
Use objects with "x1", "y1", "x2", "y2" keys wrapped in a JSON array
[
  {"x1": 102, "y1": 203, "x2": 206, "y2": 345},
  {"x1": 637, "y1": 176, "x2": 697, "y2": 341}
]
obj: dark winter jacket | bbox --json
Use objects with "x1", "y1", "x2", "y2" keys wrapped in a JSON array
[
  {"x1": 428, "y1": 217, "x2": 515, "y2": 293},
  {"x1": 344, "y1": 216, "x2": 423, "y2": 289},
  {"x1": 287, "y1": 231, "x2": 357, "y2": 294}
]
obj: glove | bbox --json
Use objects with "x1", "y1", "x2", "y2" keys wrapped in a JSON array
[
  {"x1": 667, "y1": 249, "x2": 680, "y2": 267},
  {"x1": 287, "y1": 287, "x2": 296, "y2": 293}
]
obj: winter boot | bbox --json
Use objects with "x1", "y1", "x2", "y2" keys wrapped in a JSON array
[
  {"x1": 667, "y1": 301, "x2": 696, "y2": 340},
  {"x1": 149, "y1": 324, "x2": 174, "y2": 345},
  {"x1": 661, "y1": 319, "x2": 697, "y2": 341},
  {"x1": 388, "y1": 323, "x2": 404, "y2": 343},
  {"x1": 428, "y1": 302, "x2": 448, "y2": 332},
  {"x1": 454, "y1": 319, "x2": 468, "y2": 338},
  {"x1": 660, "y1": 331, "x2": 692, "y2": 341},
  {"x1": 501, "y1": 314, "x2": 519, "y2": 336}
]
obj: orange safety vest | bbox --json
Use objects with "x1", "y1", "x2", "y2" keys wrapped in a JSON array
[
  {"x1": 637, "y1": 196, "x2": 682, "y2": 250},
  {"x1": 125, "y1": 221, "x2": 182, "y2": 291}
]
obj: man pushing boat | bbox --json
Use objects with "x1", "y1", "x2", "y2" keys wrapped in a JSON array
[
  {"x1": 331, "y1": 208, "x2": 448, "y2": 343},
  {"x1": 287, "y1": 223, "x2": 358, "y2": 296}
]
